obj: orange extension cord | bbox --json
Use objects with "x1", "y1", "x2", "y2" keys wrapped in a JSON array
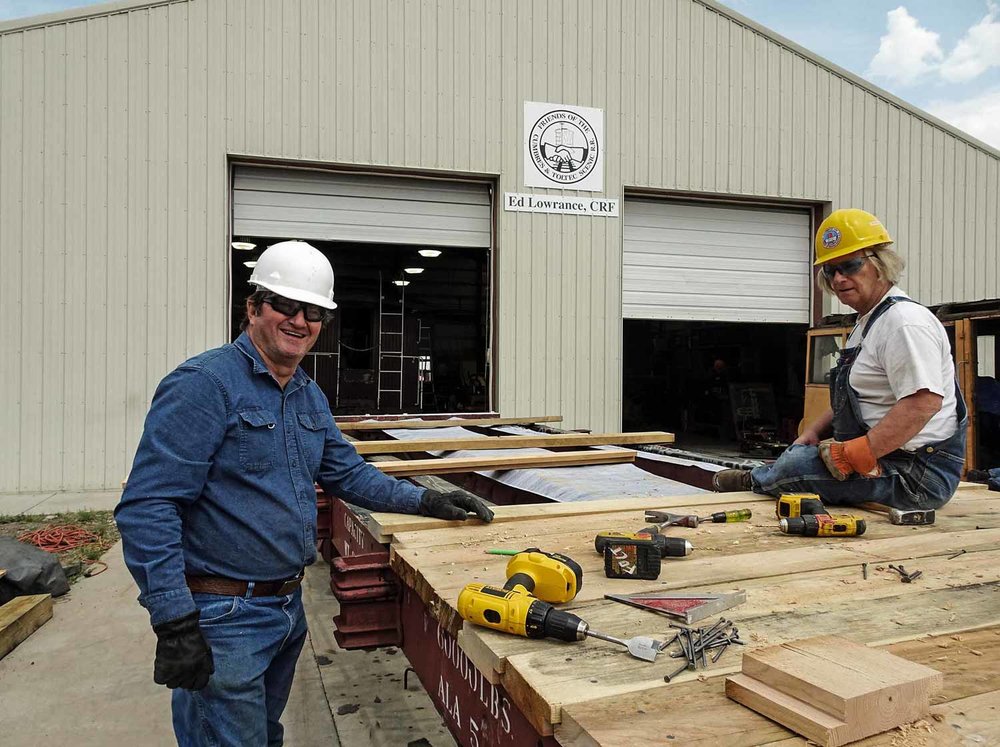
[
  {"x1": 16, "y1": 525, "x2": 109, "y2": 576},
  {"x1": 17, "y1": 525, "x2": 100, "y2": 552}
]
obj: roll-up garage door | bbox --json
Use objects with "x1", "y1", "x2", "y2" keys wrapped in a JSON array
[
  {"x1": 233, "y1": 166, "x2": 492, "y2": 248},
  {"x1": 623, "y1": 200, "x2": 812, "y2": 323}
]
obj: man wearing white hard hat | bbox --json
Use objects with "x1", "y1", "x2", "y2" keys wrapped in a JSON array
[{"x1": 116, "y1": 240, "x2": 493, "y2": 746}]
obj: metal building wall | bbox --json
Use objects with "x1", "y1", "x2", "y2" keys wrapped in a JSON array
[{"x1": 0, "y1": 0, "x2": 997, "y2": 492}]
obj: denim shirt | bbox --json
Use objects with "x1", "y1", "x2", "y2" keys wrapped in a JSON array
[{"x1": 115, "y1": 332, "x2": 425, "y2": 625}]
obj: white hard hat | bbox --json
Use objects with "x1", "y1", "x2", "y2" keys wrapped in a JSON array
[{"x1": 249, "y1": 240, "x2": 337, "y2": 309}]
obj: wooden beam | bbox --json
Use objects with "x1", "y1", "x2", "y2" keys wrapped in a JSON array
[
  {"x1": 355, "y1": 431, "x2": 674, "y2": 455},
  {"x1": 367, "y1": 482, "x2": 987, "y2": 544},
  {"x1": 371, "y1": 492, "x2": 773, "y2": 543},
  {"x1": 954, "y1": 318, "x2": 977, "y2": 473},
  {"x1": 0, "y1": 594, "x2": 53, "y2": 661},
  {"x1": 339, "y1": 415, "x2": 563, "y2": 431},
  {"x1": 371, "y1": 449, "x2": 635, "y2": 477}
]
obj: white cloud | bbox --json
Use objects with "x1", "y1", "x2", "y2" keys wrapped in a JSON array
[
  {"x1": 940, "y1": 2, "x2": 1000, "y2": 82},
  {"x1": 867, "y1": 6, "x2": 944, "y2": 85},
  {"x1": 928, "y1": 88, "x2": 1000, "y2": 149}
]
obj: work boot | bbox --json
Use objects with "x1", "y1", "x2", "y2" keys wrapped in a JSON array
[
  {"x1": 712, "y1": 468, "x2": 753, "y2": 492},
  {"x1": 966, "y1": 469, "x2": 989, "y2": 484}
]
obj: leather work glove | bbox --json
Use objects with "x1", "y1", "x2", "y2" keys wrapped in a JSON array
[
  {"x1": 152, "y1": 610, "x2": 215, "y2": 690},
  {"x1": 818, "y1": 437, "x2": 882, "y2": 481},
  {"x1": 419, "y1": 489, "x2": 495, "y2": 523}
]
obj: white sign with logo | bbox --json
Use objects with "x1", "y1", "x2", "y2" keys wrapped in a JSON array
[
  {"x1": 503, "y1": 192, "x2": 619, "y2": 217},
  {"x1": 524, "y1": 101, "x2": 604, "y2": 192}
]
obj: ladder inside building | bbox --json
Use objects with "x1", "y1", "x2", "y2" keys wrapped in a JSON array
[
  {"x1": 377, "y1": 277, "x2": 404, "y2": 411},
  {"x1": 416, "y1": 318, "x2": 433, "y2": 409}
]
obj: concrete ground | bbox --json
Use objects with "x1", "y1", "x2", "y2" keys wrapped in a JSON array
[{"x1": 0, "y1": 490, "x2": 456, "y2": 747}]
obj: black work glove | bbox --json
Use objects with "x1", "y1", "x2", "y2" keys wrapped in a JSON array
[
  {"x1": 152, "y1": 610, "x2": 215, "y2": 690},
  {"x1": 419, "y1": 489, "x2": 494, "y2": 523}
]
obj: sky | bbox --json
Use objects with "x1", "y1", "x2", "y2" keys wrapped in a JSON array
[{"x1": 1, "y1": 0, "x2": 998, "y2": 150}]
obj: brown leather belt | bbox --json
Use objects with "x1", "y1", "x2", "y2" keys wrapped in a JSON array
[{"x1": 186, "y1": 573, "x2": 303, "y2": 597}]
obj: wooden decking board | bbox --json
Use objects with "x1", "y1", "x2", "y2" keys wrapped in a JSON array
[
  {"x1": 391, "y1": 521, "x2": 1000, "y2": 636},
  {"x1": 388, "y1": 496, "x2": 773, "y2": 551},
  {"x1": 388, "y1": 484, "x2": 1000, "y2": 742},
  {"x1": 370, "y1": 481, "x2": 984, "y2": 544},
  {"x1": 355, "y1": 431, "x2": 675, "y2": 455},
  {"x1": 557, "y1": 627, "x2": 1000, "y2": 746},
  {"x1": 371, "y1": 449, "x2": 635, "y2": 477},
  {"x1": 493, "y1": 578, "x2": 999, "y2": 734},
  {"x1": 338, "y1": 415, "x2": 563, "y2": 431},
  {"x1": 457, "y1": 548, "x2": 1000, "y2": 682},
  {"x1": 371, "y1": 491, "x2": 774, "y2": 543},
  {"x1": 389, "y1": 493, "x2": 998, "y2": 575}
]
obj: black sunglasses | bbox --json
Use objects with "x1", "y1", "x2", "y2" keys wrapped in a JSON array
[
  {"x1": 821, "y1": 253, "x2": 875, "y2": 280},
  {"x1": 263, "y1": 293, "x2": 331, "y2": 323}
]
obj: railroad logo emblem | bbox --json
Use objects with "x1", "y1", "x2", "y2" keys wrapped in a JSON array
[
  {"x1": 822, "y1": 227, "x2": 842, "y2": 249},
  {"x1": 527, "y1": 110, "x2": 599, "y2": 186}
]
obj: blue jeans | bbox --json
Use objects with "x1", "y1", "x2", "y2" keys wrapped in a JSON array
[
  {"x1": 172, "y1": 588, "x2": 308, "y2": 747},
  {"x1": 750, "y1": 443, "x2": 960, "y2": 510}
]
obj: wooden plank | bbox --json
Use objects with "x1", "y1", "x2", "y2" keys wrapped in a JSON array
[
  {"x1": 370, "y1": 491, "x2": 773, "y2": 543},
  {"x1": 370, "y1": 450, "x2": 636, "y2": 477},
  {"x1": 501, "y1": 580, "x2": 1000, "y2": 736},
  {"x1": 338, "y1": 415, "x2": 563, "y2": 431},
  {"x1": 954, "y1": 318, "x2": 977, "y2": 473},
  {"x1": 370, "y1": 482, "x2": 987, "y2": 544},
  {"x1": 0, "y1": 594, "x2": 52, "y2": 660},
  {"x1": 727, "y1": 636, "x2": 942, "y2": 746},
  {"x1": 392, "y1": 514, "x2": 1000, "y2": 636},
  {"x1": 391, "y1": 491, "x2": 1000, "y2": 633},
  {"x1": 557, "y1": 626, "x2": 1000, "y2": 746},
  {"x1": 355, "y1": 431, "x2": 675, "y2": 455},
  {"x1": 458, "y1": 546, "x2": 1000, "y2": 684}
]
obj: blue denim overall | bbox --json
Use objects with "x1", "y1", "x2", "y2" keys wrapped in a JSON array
[{"x1": 751, "y1": 296, "x2": 967, "y2": 509}]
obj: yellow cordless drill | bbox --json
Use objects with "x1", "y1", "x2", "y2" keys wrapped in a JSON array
[
  {"x1": 779, "y1": 514, "x2": 867, "y2": 537},
  {"x1": 776, "y1": 493, "x2": 827, "y2": 518},
  {"x1": 458, "y1": 548, "x2": 587, "y2": 640}
]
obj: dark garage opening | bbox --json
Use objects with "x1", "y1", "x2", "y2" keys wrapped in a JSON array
[
  {"x1": 623, "y1": 320, "x2": 807, "y2": 456},
  {"x1": 231, "y1": 240, "x2": 490, "y2": 416}
]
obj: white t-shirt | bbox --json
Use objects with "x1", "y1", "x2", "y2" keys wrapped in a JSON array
[{"x1": 846, "y1": 286, "x2": 958, "y2": 450}]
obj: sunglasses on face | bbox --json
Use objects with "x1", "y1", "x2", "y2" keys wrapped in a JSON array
[
  {"x1": 263, "y1": 294, "x2": 330, "y2": 323},
  {"x1": 821, "y1": 253, "x2": 874, "y2": 280}
]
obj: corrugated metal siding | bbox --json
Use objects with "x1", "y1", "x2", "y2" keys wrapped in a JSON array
[
  {"x1": 232, "y1": 166, "x2": 492, "y2": 247},
  {"x1": 623, "y1": 201, "x2": 811, "y2": 322},
  {"x1": 0, "y1": 0, "x2": 998, "y2": 491},
  {"x1": 621, "y1": 0, "x2": 1000, "y2": 316}
]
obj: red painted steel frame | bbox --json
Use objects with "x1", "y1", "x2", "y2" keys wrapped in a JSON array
[{"x1": 400, "y1": 586, "x2": 559, "y2": 747}]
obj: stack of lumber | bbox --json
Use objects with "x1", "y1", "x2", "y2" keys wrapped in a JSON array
[
  {"x1": 374, "y1": 483, "x2": 1000, "y2": 744},
  {"x1": 346, "y1": 416, "x2": 675, "y2": 478},
  {"x1": 727, "y1": 635, "x2": 943, "y2": 746}
]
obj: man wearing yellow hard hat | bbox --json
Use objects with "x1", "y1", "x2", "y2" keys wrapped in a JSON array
[{"x1": 713, "y1": 209, "x2": 967, "y2": 511}]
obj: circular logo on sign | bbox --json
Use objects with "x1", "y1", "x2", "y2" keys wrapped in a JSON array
[
  {"x1": 528, "y1": 110, "x2": 600, "y2": 185},
  {"x1": 822, "y1": 227, "x2": 842, "y2": 249}
]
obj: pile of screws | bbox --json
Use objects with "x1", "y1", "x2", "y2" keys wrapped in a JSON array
[
  {"x1": 888, "y1": 563, "x2": 923, "y2": 583},
  {"x1": 661, "y1": 618, "x2": 743, "y2": 682}
]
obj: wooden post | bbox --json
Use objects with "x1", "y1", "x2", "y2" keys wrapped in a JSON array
[{"x1": 953, "y1": 318, "x2": 976, "y2": 473}]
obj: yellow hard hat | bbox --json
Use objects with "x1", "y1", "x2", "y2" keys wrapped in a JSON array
[{"x1": 814, "y1": 208, "x2": 893, "y2": 265}]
